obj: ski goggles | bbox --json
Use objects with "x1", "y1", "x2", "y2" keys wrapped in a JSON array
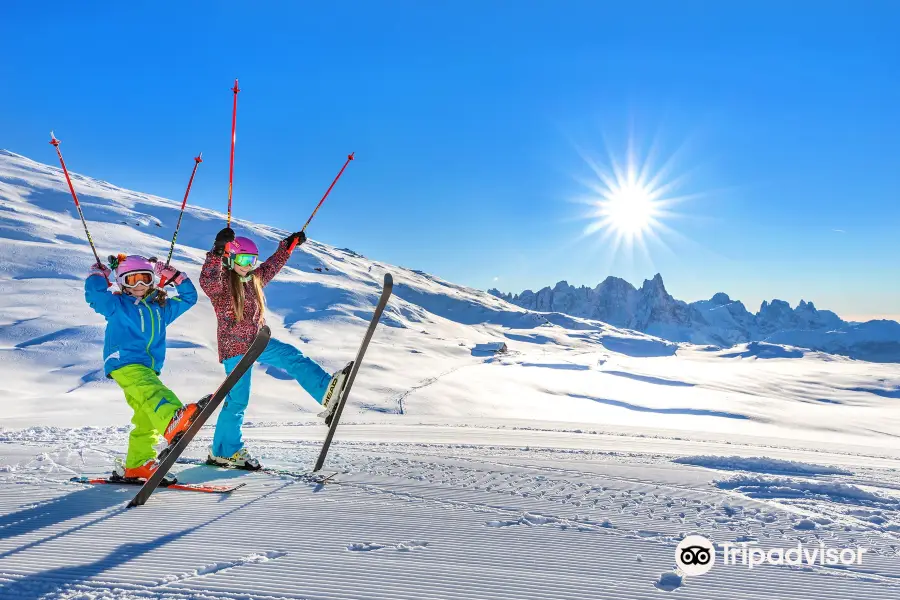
[
  {"x1": 232, "y1": 253, "x2": 258, "y2": 268},
  {"x1": 120, "y1": 271, "x2": 155, "y2": 288}
]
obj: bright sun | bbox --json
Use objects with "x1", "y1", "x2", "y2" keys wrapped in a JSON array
[
  {"x1": 574, "y1": 139, "x2": 691, "y2": 262},
  {"x1": 601, "y1": 181, "x2": 659, "y2": 237}
]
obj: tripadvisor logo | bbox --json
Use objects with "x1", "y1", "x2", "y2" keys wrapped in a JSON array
[
  {"x1": 675, "y1": 535, "x2": 715, "y2": 576},
  {"x1": 675, "y1": 534, "x2": 869, "y2": 576}
]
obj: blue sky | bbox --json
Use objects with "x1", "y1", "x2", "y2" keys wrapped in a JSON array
[{"x1": 2, "y1": 2, "x2": 899, "y2": 320}]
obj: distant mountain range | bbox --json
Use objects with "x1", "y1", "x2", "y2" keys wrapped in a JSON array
[{"x1": 490, "y1": 274, "x2": 900, "y2": 362}]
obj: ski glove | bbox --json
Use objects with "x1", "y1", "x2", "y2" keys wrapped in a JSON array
[
  {"x1": 285, "y1": 230, "x2": 306, "y2": 252},
  {"x1": 155, "y1": 262, "x2": 186, "y2": 286},
  {"x1": 213, "y1": 227, "x2": 235, "y2": 256},
  {"x1": 89, "y1": 262, "x2": 111, "y2": 279}
]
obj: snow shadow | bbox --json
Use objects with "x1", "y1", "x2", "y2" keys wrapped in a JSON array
[
  {"x1": 599, "y1": 335, "x2": 677, "y2": 357},
  {"x1": 719, "y1": 342, "x2": 804, "y2": 359},
  {"x1": 715, "y1": 475, "x2": 898, "y2": 508},
  {"x1": 602, "y1": 370, "x2": 695, "y2": 387},
  {"x1": 264, "y1": 280, "x2": 360, "y2": 327},
  {"x1": 541, "y1": 312, "x2": 602, "y2": 331},
  {"x1": 358, "y1": 402, "x2": 401, "y2": 415},
  {"x1": 170, "y1": 464, "x2": 250, "y2": 484},
  {"x1": 0, "y1": 527, "x2": 198, "y2": 600},
  {"x1": 54, "y1": 234, "x2": 87, "y2": 245},
  {"x1": 568, "y1": 393, "x2": 748, "y2": 420},
  {"x1": 0, "y1": 485, "x2": 124, "y2": 546},
  {"x1": 14, "y1": 326, "x2": 86, "y2": 349},
  {"x1": 67, "y1": 368, "x2": 107, "y2": 393},
  {"x1": 517, "y1": 362, "x2": 590, "y2": 371},
  {"x1": 673, "y1": 455, "x2": 852, "y2": 476},
  {"x1": 12, "y1": 272, "x2": 81, "y2": 281},
  {"x1": 504, "y1": 332, "x2": 559, "y2": 345},
  {"x1": 0, "y1": 225, "x2": 46, "y2": 244},
  {"x1": 262, "y1": 364, "x2": 296, "y2": 381},
  {"x1": 845, "y1": 386, "x2": 900, "y2": 399},
  {"x1": 392, "y1": 283, "x2": 548, "y2": 328},
  {"x1": 842, "y1": 342, "x2": 900, "y2": 363},
  {"x1": 165, "y1": 339, "x2": 206, "y2": 350}
]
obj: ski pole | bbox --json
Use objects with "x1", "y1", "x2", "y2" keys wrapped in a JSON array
[
  {"x1": 160, "y1": 152, "x2": 203, "y2": 287},
  {"x1": 227, "y1": 78, "x2": 240, "y2": 227},
  {"x1": 49, "y1": 132, "x2": 108, "y2": 282},
  {"x1": 301, "y1": 152, "x2": 355, "y2": 233}
]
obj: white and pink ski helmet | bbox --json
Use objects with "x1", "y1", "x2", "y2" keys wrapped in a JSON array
[{"x1": 113, "y1": 254, "x2": 156, "y2": 289}]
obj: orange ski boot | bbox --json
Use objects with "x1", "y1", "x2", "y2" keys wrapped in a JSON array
[
  {"x1": 163, "y1": 401, "x2": 203, "y2": 446},
  {"x1": 112, "y1": 458, "x2": 176, "y2": 484}
]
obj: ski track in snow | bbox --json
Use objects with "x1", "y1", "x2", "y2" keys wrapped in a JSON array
[{"x1": 4, "y1": 429, "x2": 900, "y2": 598}]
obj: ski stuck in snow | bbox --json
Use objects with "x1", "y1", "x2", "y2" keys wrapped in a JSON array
[{"x1": 313, "y1": 272, "x2": 393, "y2": 472}]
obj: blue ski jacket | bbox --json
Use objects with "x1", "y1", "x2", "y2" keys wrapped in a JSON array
[{"x1": 84, "y1": 274, "x2": 199, "y2": 377}]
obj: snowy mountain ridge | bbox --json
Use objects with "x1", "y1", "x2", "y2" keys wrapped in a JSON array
[{"x1": 491, "y1": 275, "x2": 900, "y2": 362}]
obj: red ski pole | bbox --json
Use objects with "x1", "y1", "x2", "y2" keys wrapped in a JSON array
[
  {"x1": 49, "y1": 132, "x2": 108, "y2": 281},
  {"x1": 227, "y1": 78, "x2": 240, "y2": 227},
  {"x1": 160, "y1": 152, "x2": 203, "y2": 286},
  {"x1": 301, "y1": 153, "x2": 355, "y2": 233}
]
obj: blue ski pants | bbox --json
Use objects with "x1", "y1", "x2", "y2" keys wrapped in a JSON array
[{"x1": 211, "y1": 337, "x2": 331, "y2": 458}]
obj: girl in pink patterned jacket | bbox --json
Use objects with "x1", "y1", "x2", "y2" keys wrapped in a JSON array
[{"x1": 199, "y1": 227, "x2": 351, "y2": 470}]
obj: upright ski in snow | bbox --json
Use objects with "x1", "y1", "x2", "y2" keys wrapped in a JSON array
[
  {"x1": 127, "y1": 325, "x2": 271, "y2": 507},
  {"x1": 313, "y1": 273, "x2": 393, "y2": 472}
]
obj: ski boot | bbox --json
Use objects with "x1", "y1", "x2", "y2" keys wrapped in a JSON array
[
  {"x1": 112, "y1": 457, "x2": 177, "y2": 485},
  {"x1": 163, "y1": 395, "x2": 210, "y2": 446},
  {"x1": 318, "y1": 361, "x2": 353, "y2": 426},
  {"x1": 156, "y1": 395, "x2": 211, "y2": 464},
  {"x1": 206, "y1": 446, "x2": 262, "y2": 471}
]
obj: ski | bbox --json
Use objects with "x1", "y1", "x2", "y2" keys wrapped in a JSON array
[
  {"x1": 176, "y1": 457, "x2": 339, "y2": 484},
  {"x1": 127, "y1": 325, "x2": 272, "y2": 507},
  {"x1": 71, "y1": 476, "x2": 244, "y2": 494},
  {"x1": 314, "y1": 273, "x2": 393, "y2": 472}
]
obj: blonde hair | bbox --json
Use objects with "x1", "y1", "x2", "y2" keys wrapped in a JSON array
[{"x1": 228, "y1": 270, "x2": 265, "y2": 323}]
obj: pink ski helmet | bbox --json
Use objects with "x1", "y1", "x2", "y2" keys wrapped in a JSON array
[
  {"x1": 226, "y1": 236, "x2": 259, "y2": 270},
  {"x1": 112, "y1": 254, "x2": 156, "y2": 289},
  {"x1": 228, "y1": 236, "x2": 259, "y2": 255}
]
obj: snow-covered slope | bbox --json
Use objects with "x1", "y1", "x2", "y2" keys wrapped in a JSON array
[
  {"x1": 0, "y1": 149, "x2": 677, "y2": 427},
  {"x1": 493, "y1": 275, "x2": 900, "y2": 361},
  {"x1": 1, "y1": 147, "x2": 900, "y2": 451}
]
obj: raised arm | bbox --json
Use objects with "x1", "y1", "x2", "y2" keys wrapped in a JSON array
[
  {"x1": 155, "y1": 264, "x2": 199, "y2": 324},
  {"x1": 255, "y1": 231, "x2": 306, "y2": 287},
  {"x1": 199, "y1": 227, "x2": 234, "y2": 298},
  {"x1": 199, "y1": 252, "x2": 227, "y2": 298},
  {"x1": 84, "y1": 263, "x2": 120, "y2": 318}
]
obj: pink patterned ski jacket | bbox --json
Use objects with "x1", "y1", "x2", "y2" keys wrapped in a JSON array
[{"x1": 199, "y1": 240, "x2": 292, "y2": 363}]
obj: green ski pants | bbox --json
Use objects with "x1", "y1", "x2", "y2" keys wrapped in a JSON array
[{"x1": 110, "y1": 364, "x2": 183, "y2": 468}]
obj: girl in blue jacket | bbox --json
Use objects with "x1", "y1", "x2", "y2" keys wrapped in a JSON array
[{"x1": 85, "y1": 254, "x2": 201, "y2": 481}]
